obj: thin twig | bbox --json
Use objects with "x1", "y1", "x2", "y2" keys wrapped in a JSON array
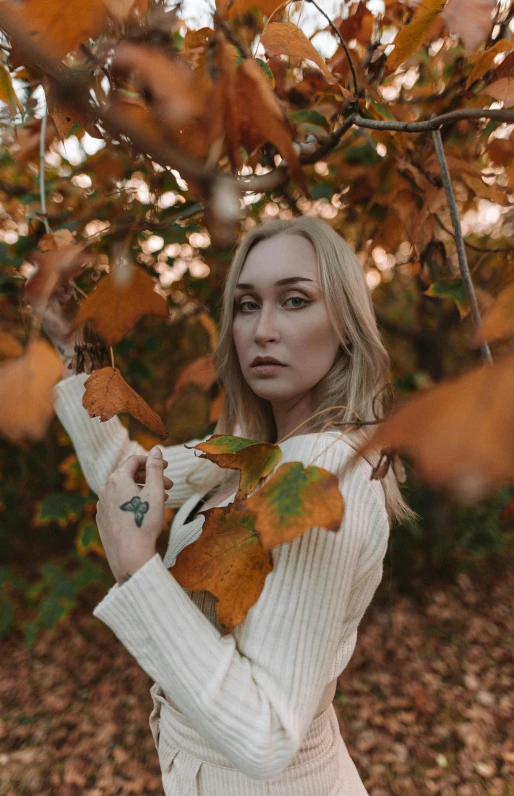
[
  {"x1": 354, "y1": 108, "x2": 514, "y2": 132},
  {"x1": 39, "y1": 103, "x2": 51, "y2": 235},
  {"x1": 432, "y1": 128, "x2": 492, "y2": 365},
  {"x1": 433, "y1": 213, "x2": 510, "y2": 255},
  {"x1": 306, "y1": 0, "x2": 359, "y2": 100},
  {"x1": 213, "y1": 11, "x2": 251, "y2": 59}
]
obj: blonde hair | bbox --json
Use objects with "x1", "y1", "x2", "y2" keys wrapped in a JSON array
[{"x1": 187, "y1": 216, "x2": 417, "y2": 526}]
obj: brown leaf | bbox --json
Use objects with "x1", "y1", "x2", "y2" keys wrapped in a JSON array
[
  {"x1": 0, "y1": 331, "x2": 24, "y2": 360},
  {"x1": 104, "y1": 0, "x2": 141, "y2": 24},
  {"x1": 465, "y1": 40, "x2": 514, "y2": 89},
  {"x1": 355, "y1": 354, "x2": 514, "y2": 502},
  {"x1": 43, "y1": 75, "x2": 101, "y2": 139},
  {"x1": 442, "y1": 0, "x2": 496, "y2": 54},
  {"x1": 0, "y1": 340, "x2": 63, "y2": 443},
  {"x1": 24, "y1": 244, "x2": 93, "y2": 314},
  {"x1": 72, "y1": 263, "x2": 168, "y2": 345},
  {"x1": 471, "y1": 281, "x2": 514, "y2": 346},
  {"x1": 235, "y1": 58, "x2": 307, "y2": 192},
  {"x1": 166, "y1": 354, "x2": 217, "y2": 412},
  {"x1": 261, "y1": 22, "x2": 337, "y2": 84},
  {"x1": 5, "y1": 0, "x2": 107, "y2": 62},
  {"x1": 483, "y1": 77, "x2": 514, "y2": 106},
  {"x1": 82, "y1": 366, "x2": 168, "y2": 439},
  {"x1": 386, "y1": 0, "x2": 448, "y2": 72},
  {"x1": 172, "y1": 502, "x2": 273, "y2": 632},
  {"x1": 216, "y1": 0, "x2": 286, "y2": 21}
]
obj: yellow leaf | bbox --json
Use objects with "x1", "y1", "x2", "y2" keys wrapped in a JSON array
[
  {"x1": 261, "y1": 21, "x2": 337, "y2": 84},
  {"x1": 386, "y1": 0, "x2": 448, "y2": 72}
]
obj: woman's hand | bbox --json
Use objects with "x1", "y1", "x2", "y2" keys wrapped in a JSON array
[{"x1": 96, "y1": 447, "x2": 174, "y2": 585}]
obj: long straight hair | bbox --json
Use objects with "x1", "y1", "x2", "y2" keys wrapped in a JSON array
[{"x1": 187, "y1": 217, "x2": 417, "y2": 525}]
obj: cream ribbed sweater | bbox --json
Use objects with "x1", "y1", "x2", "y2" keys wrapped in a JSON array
[{"x1": 53, "y1": 372, "x2": 389, "y2": 781}]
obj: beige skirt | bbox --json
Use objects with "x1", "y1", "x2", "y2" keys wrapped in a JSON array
[{"x1": 149, "y1": 684, "x2": 369, "y2": 796}]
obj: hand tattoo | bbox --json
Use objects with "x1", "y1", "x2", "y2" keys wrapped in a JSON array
[{"x1": 120, "y1": 495, "x2": 149, "y2": 528}]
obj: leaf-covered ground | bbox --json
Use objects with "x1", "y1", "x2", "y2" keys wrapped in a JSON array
[{"x1": 1, "y1": 555, "x2": 513, "y2": 796}]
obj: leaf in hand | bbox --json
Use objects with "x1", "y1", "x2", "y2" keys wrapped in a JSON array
[
  {"x1": 72, "y1": 263, "x2": 168, "y2": 345},
  {"x1": 82, "y1": 366, "x2": 168, "y2": 440},
  {"x1": 172, "y1": 462, "x2": 344, "y2": 631},
  {"x1": 187, "y1": 434, "x2": 283, "y2": 500},
  {"x1": 0, "y1": 340, "x2": 63, "y2": 443}
]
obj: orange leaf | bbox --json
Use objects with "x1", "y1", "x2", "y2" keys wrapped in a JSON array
[
  {"x1": 73, "y1": 263, "x2": 168, "y2": 345},
  {"x1": 172, "y1": 503, "x2": 273, "y2": 632},
  {"x1": 471, "y1": 282, "x2": 514, "y2": 346},
  {"x1": 483, "y1": 77, "x2": 514, "y2": 106},
  {"x1": 355, "y1": 354, "x2": 514, "y2": 502},
  {"x1": 239, "y1": 461, "x2": 344, "y2": 549},
  {"x1": 5, "y1": 0, "x2": 107, "y2": 62},
  {"x1": 0, "y1": 331, "x2": 24, "y2": 359},
  {"x1": 43, "y1": 75, "x2": 102, "y2": 139},
  {"x1": 82, "y1": 366, "x2": 168, "y2": 439},
  {"x1": 166, "y1": 354, "x2": 217, "y2": 411},
  {"x1": 188, "y1": 434, "x2": 282, "y2": 500},
  {"x1": 386, "y1": 0, "x2": 448, "y2": 72},
  {"x1": 236, "y1": 58, "x2": 307, "y2": 192},
  {"x1": 261, "y1": 21, "x2": 337, "y2": 84},
  {"x1": 465, "y1": 40, "x2": 514, "y2": 89},
  {"x1": 216, "y1": 0, "x2": 288, "y2": 21},
  {"x1": 0, "y1": 340, "x2": 63, "y2": 443}
]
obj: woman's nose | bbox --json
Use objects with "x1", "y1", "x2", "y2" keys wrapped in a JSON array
[{"x1": 253, "y1": 306, "x2": 279, "y2": 343}]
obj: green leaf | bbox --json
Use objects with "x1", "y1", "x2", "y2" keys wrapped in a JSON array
[
  {"x1": 34, "y1": 492, "x2": 90, "y2": 527},
  {"x1": 289, "y1": 109, "x2": 330, "y2": 132},
  {"x1": 311, "y1": 182, "x2": 334, "y2": 200},
  {"x1": 423, "y1": 278, "x2": 470, "y2": 319},
  {"x1": 75, "y1": 520, "x2": 104, "y2": 557}
]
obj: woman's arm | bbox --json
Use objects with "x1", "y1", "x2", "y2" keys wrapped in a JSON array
[
  {"x1": 91, "y1": 435, "x2": 390, "y2": 779},
  {"x1": 53, "y1": 373, "x2": 214, "y2": 506}
]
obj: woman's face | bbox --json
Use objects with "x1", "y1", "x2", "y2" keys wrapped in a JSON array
[{"x1": 232, "y1": 233, "x2": 342, "y2": 419}]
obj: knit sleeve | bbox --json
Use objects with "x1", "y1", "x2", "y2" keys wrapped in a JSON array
[
  {"x1": 91, "y1": 434, "x2": 390, "y2": 779},
  {"x1": 52, "y1": 373, "x2": 214, "y2": 507}
]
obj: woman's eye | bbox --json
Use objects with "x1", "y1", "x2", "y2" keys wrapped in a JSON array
[{"x1": 284, "y1": 296, "x2": 309, "y2": 308}]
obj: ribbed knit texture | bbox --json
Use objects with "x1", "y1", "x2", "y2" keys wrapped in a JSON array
[{"x1": 53, "y1": 373, "x2": 390, "y2": 783}]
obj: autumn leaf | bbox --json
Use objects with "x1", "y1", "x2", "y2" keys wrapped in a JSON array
[
  {"x1": 354, "y1": 354, "x2": 514, "y2": 503},
  {"x1": 483, "y1": 77, "x2": 514, "y2": 107},
  {"x1": 72, "y1": 263, "x2": 168, "y2": 345},
  {"x1": 0, "y1": 331, "x2": 24, "y2": 360},
  {"x1": 172, "y1": 460, "x2": 344, "y2": 630},
  {"x1": 386, "y1": 0, "x2": 448, "y2": 72},
  {"x1": 165, "y1": 354, "x2": 217, "y2": 412},
  {"x1": 423, "y1": 278, "x2": 470, "y2": 319},
  {"x1": 235, "y1": 58, "x2": 307, "y2": 192},
  {"x1": 471, "y1": 282, "x2": 514, "y2": 345},
  {"x1": 465, "y1": 40, "x2": 514, "y2": 90},
  {"x1": 239, "y1": 460, "x2": 344, "y2": 549},
  {"x1": 442, "y1": 0, "x2": 496, "y2": 54},
  {"x1": 216, "y1": 0, "x2": 287, "y2": 21},
  {"x1": 0, "y1": 340, "x2": 63, "y2": 443},
  {"x1": 172, "y1": 502, "x2": 273, "y2": 631},
  {"x1": 0, "y1": 62, "x2": 22, "y2": 116},
  {"x1": 186, "y1": 434, "x2": 283, "y2": 500},
  {"x1": 82, "y1": 366, "x2": 168, "y2": 439},
  {"x1": 43, "y1": 75, "x2": 102, "y2": 139},
  {"x1": 4, "y1": 0, "x2": 107, "y2": 63},
  {"x1": 24, "y1": 243, "x2": 93, "y2": 315},
  {"x1": 261, "y1": 22, "x2": 337, "y2": 84}
]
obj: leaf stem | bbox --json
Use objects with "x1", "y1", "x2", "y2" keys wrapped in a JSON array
[
  {"x1": 39, "y1": 102, "x2": 51, "y2": 235},
  {"x1": 306, "y1": 0, "x2": 359, "y2": 100}
]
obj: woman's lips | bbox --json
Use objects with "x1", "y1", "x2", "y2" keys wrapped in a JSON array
[{"x1": 251, "y1": 364, "x2": 286, "y2": 376}]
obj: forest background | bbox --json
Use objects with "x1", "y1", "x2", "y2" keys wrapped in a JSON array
[{"x1": 0, "y1": 0, "x2": 514, "y2": 793}]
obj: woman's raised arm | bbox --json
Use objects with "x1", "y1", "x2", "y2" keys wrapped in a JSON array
[{"x1": 53, "y1": 372, "x2": 213, "y2": 506}]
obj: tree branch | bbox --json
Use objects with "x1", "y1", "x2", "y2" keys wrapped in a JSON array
[{"x1": 432, "y1": 129, "x2": 492, "y2": 364}]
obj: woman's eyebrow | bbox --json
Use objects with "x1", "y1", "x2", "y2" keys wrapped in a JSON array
[{"x1": 235, "y1": 277, "x2": 315, "y2": 289}]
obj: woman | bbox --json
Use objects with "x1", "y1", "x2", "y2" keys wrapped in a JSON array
[{"x1": 46, "y1": 216, "x2": 414, "y2": 795}]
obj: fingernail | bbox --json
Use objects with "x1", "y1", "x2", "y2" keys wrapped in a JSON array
[{"x1": 150, "y1": 446, "x2": 162, "y2": 458}]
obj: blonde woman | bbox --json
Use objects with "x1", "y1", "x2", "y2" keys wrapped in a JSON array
[{"x1": 45, "y1": 217, "x2": 415, "y2": 795}]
